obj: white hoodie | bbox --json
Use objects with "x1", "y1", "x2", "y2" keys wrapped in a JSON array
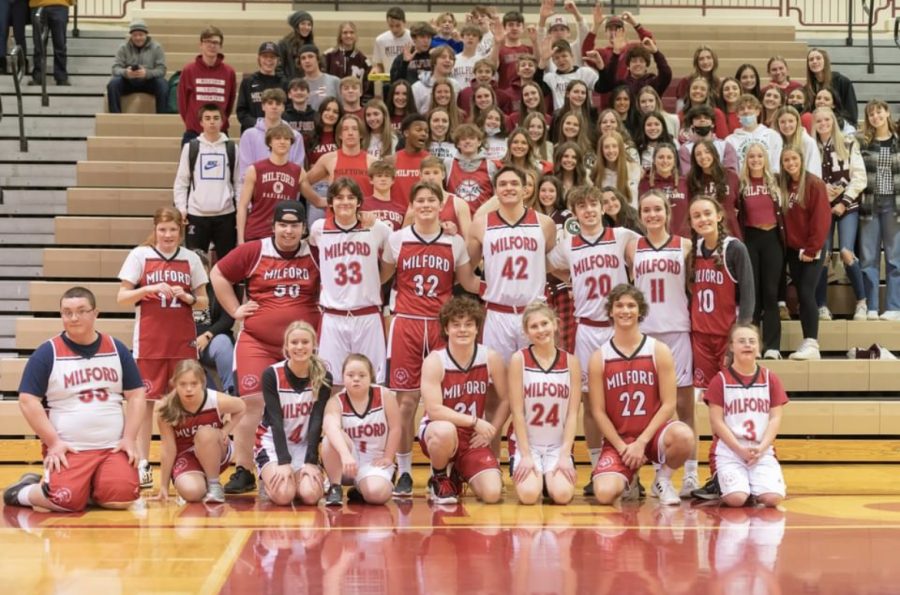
[
  {"x1": 173, "y1": 133, "x2": 240, "y2": 217},
  {"x1": 726, "y1": 123, "x2": 784, "y2": 174}
]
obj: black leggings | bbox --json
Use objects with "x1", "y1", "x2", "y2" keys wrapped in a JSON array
[
  {"x1": 744, "y1": 227, "x2": 784, "y2": 352},
  {"x1": 786, "y1": 248, "x2": 825, "y2": 341}
]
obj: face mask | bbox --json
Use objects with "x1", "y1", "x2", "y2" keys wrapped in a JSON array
[
  {"x1": 739, "y1": 114, "x2": 757, "y2": 127},
  {"x1": 789, "y1": 103, "x2": 805, "y2": 113},
  {"x1": 693, "y1": 125, "x2": 712, "y2": 137},
  {"x1": 485, "y1": 126, "x2": 500, "y2": 136}
]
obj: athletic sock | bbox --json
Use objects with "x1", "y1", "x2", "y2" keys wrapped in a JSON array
[
  {"x1": 431, "y1": 466, "x2": 447, "y2": 477},
  {"x1": 684, "y1": 459, "x2": 698, "y2": 476},
  {"x1": 589, "y1": 448, "x2": 602, "y2": 468},
  {"x1": 396, "y1": 452, "x2": 412, "y2": 475},
  {"x1": 207, "y1": 478, "x2": 221, "y2": 487},
  {"x1": 17, "y1": 484, "x2": 38, "y2": 507},
  {"x1": 657, "y1": 465, "x2": 674, "y2": 481}
]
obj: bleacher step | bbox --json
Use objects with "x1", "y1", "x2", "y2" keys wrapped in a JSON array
[
  {"x1": 0, "y1": 163, "x2": 76, "y2": 188},
  {"x1": 0, "y1": 190, "x2": 67, "y2": 216},
  {"x1": 0, "y1": 218, "x2": 54, "y2": 245},
  {"x1": 0, "y1": 96, "x2": 105, "y2": 117},
  {"x1": 0, "y1": 117, "x2": 95, "y2": 139},
  {"x1": 0, "y1": 141, "x2": 86, "y2": 163}
]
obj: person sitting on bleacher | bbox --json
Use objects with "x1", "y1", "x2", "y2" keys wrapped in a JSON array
[{"x1": 106, "y1": 20, "x2": 168, "y2": 114}]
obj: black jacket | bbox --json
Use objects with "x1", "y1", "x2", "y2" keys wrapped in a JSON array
[{"x1": 235, "y1": 71, "x2": 288, "y2": 133}]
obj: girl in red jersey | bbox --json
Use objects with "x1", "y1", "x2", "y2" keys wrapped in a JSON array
[
  {"x1": 509, "y1": 302, "x2": 581, "y2": 505},
  {"x1": 322, "y1": 354, "x2": 401, "y2": 506},
  {"x1": 156, "y1": 359, "x2": 246, "y2": 504},
  {"x1": 117, "y1": 206, "x2": 209, "y2": 489},
  {"x1": 704, "y1": 323, "x2": 788, "y2": 507}
]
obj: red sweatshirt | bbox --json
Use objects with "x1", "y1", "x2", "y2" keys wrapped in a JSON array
[
  {"x1": 784, "y1": 174, "x2": 831, "y2": 256},
  {"x1": 178, "y1": 54, "x2": 237, "y2": 134}
]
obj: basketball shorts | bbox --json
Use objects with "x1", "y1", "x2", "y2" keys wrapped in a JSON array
[
  {"x1": 511, "y1": 443, "x2": 571, "y2": 477},
  {"x1": 386, "y1": 316, "x2": 444, "y2": 391},
  {"x1": 343, "y1": 443, "x2": 396, "y2": 486},
  {"x1": 591, "y1": 420, "x2": 686, "y2": 485},
  {"x1": 44, "y1": 448, "x2": 139, "y2": 512},
  {"x1": 172, "y1": 440, "x2": 234, "y2": 481},
  {"x1": 234, "y1": 331, "x2": 282, "y2": 397},
  {"x1": 652, "y1": 331, "x2": 694, "y2": 388},
  {"x1": 714, "y1": 444, "x2": 786, "y2": 498},
  {"x1": 574, "y1": 324, "x2": 614, "y2": 389},
  {"x1": 138, "y1": 358, "x2": 182, "y2": 400},
  {"x1": 255, "y1": 441, "x2": 309, "y2": 474},
  {"x1": 483, "y1": 309, "x2": 529, "y2": 362},
  {"x1": 692, "y1": 331, "x2": 729, "y2": 389},
  {"x1": 319, "y1": 312, "x2": 386, "y2": 384},
  {"x1": 418, "y1": 421, "x2": 500, "y2": 482}
]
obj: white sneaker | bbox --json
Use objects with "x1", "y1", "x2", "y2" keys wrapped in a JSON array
[
  {"x1": 879, "y1": 310, "x2": 900, "y2": 321},
  {"x1": 653, "y1": 478, "x2": 680, "y2": 506},
  {"x1": 763, "y1": 349, "x2": 782, "y2": 360},
  {"x1": 868, "y1": 310, "x2": 880, "y2": 320},
  {"x1": 789, "y1": 339, "x2": 821, "y2": 360},
  {"x1": 139, "y1": 461, "x2": 153, "y2": 489},
  {"x1": 818, "y1": 306, "x2": 833, "y2": 321},
  {"x1": 853, "y1": 302, "x2": 869, "y2": 321},
  {"x1": 679, "y1": 474, "x2": 700, "y2": 499},
  {"x1": 876, "y1": 344, "x2": 899, "y2": 360}
]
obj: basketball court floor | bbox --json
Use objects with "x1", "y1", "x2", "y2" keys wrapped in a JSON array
[{"x1": 1, "y1": 464, "x2": 898, "y2": 593}]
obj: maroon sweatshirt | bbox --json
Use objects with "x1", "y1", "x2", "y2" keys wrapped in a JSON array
[
  {"x1": 784, "y1": 174, "x2": 832, "y2": 256},
  {"x1": 178, "y1": 54, "x2": 237, "y2": 134}
]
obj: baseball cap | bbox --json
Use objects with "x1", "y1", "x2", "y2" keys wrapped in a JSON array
[
  {"x1": 258, "y1": 41, "x2": 278, "y2": 56},
  {"x1": 605, "y1": 16, "x2": 625, "y2": 29},
  {"x1": 546, "y1": 15, "x2": 570, "y2": 31},
  {"x1": 273, "y1": 201, "x2": 306, "y2": 223}
]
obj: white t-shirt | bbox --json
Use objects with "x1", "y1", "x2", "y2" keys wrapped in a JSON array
[{"x1": 373, "y1": 29, "x2": 412, "y2": 70}]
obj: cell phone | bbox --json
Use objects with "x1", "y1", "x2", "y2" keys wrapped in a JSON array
[{"x1": 129, "y1": 65, "x2": 139, "y2": 71}]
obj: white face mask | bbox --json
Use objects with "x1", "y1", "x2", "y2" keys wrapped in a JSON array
[
  {"x1": 739, "y1": 114, "x2": 758, "y2": 127},
  {"x1": 484, "y1": 126, "x2": 500, "y2": 136}
]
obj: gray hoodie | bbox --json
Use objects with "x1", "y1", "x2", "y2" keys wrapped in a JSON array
[{"x1": 111, "y1": 36, "x2": 167, "y2": 79}]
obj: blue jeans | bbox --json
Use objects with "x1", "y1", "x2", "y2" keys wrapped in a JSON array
[
  {"x1": 31, "y1": 5, "x2": 67, "y2": 81},
  {"x1": 199, "y1": 334, "x2": 234, "y2": 394},
  {"x1": 106, "y1": 75, "x2": 169, "y2": 113},
  {"x1": 816, "y1": 210, "x2": 866, "y2": 307},
  {"x1": 0, "y1": 0, "x2": 28, "y2": 61},
  {"x1": 859, "y1": 197, "x2": 900, "y2": 312}
]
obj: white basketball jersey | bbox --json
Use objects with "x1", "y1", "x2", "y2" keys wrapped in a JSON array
[
  {"x1": 45, "y1": 334, "x2": 126, "y2": 451},
  {"x1": 633, "y1": 235, "x2": 691, "y2": 333},
  {"x1": 310, "y1": 217, "x2": 391, "y2": 310},
  {"x1": 715, "y1": 367, "x2": 780, "y2": 450},
  {"x1": 482, "y1": 209, "x2": 546, "y2": 307},
  {"x1": 257, "y1": 361, "x2": 317, "y2": 451},
  {"x1": 520, "y1": 348, "x2": 572, "y2": 447},
  {"x1": 549, "y1": 226, "x2": 632, "y2": 321},
  {"x1": 338, "y1": 385, "x2": 389, "y2": 457}
]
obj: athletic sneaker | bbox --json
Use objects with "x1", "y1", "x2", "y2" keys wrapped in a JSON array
[
  {"x1": 778, "y1": 303, "x2": 791, "y2": 320},
  {"x1": 3, "y1": 473, "x2": 41, "y2": 506},
  {"x1": 427, "y1": 474, "x2": 458, "y2": 504},
  {"x1": 347, "y1": 486, "x2": 364, "y2": 504},
  {"x1": 789, "y1": 338, "x2": 821, "y2": 360},
  {"x1": 853, "y1": 302, "x2": 869, "y2": 321},
  {"x1": 653, "y1": 478, "x2": 680, "y2": 506},
  {"x1": 583, "y1": 480, "x2": 594, "y2": 497},
  {"x1": 139, "y1": 461, "x2": 153, "y2": 489},
  {"x1": 691, "y1": 475, "x2": 721, "y2": 501},
  {"x1": 325, "y1": 484, "x2": 343, "y2": 507},
  {"x1": 393, "y1": 472, "x2": 413, "y2": 497},
  {"x1": 868, "y1": 310, "x2": 880, "y2": 321},
  {"x1": 202, "y1": 483, "x2": 225, "y2": 504},
  {"x1": 224, "y1": 465, "x2": 256, "y2": 494},
  {"x1": 880, "y1": 310, "x2": 900, "y2": 321},
  {"x1": 679, "y1": 474, "x2": 700, "y2": 499},
  {"x1": 818, "y1": 306, "x2": 833, "y2": 321},
  {"x1": 762, "y1": 349, "x2": 782, "y2": 360}
]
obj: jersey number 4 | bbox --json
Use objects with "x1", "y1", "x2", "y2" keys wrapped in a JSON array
[
  {"x1": 530, "y1": 403, "x2": 561, "y2": 427},
  {"x1": 334, "y1": 262, "x2": 362, "y2": 286},
  {"x1": 619, "y1": 390, "x2": 647, "y2": 417},
  {"x1": 501, "y1": 256, "x2": 528, "y2": 281},
  {"x1": 288, "y1": 424, "x2": 306, "y2": 444}
]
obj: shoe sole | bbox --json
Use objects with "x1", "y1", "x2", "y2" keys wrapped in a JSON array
[
  {"x1": 392, "y1": 488, "x2": 413, "y2": 497},
  {"x1": 324, "y1": 500, "x2": 343, "y2": 507},
  {"x1": 691, "y1": 491, "x2": 721, "y2": 501},
  {"x1": 203, "y1": 496, "x2": 225, "y2": 504},
  {"x1": 224, "y1": 485, "x2": 256, "y2": 495}
]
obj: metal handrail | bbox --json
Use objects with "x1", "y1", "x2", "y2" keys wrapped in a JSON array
[
  {"x1": 894, "y1": 15, "x2": 900, "y2": 50},
  {"x1": 862, "y1": 0, "x2": 877, "y2": 73},
  {"x1": 31, "y1": 8, "x2": 50, "y2": 107},
  {"x1": 7, "y1": 45, "x2": 29, "y2": 152}
]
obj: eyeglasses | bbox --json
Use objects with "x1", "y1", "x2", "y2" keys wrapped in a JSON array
[{"x1": 61, "y1": 308, "x2": 95, "y2": 320}]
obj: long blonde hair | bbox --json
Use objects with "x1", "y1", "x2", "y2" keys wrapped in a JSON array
[
  {"x1": 739, "y1": 141, "x2": 781, "y2": 204},
  {"x1": 594, "y1": 131, "x2": 634, "y2": 203},
  {"x1": 813, "y1": 106, "x2": 850, "y2": 162},
  {"x1": 773, "y1": 105, "x2": 804, "y2": 149},
  {"x1": 283, "y1": 321, "x2": 330, "y2": 394},
  {"x1": 158, "y1": 359, "x2": 207, "y2": 427},
  {"x1": 363, "y1": 98, "x2": 394, "y2": 157},
  {"x1": 778, "y1": 146, "x2": 809, "y2": 209}
]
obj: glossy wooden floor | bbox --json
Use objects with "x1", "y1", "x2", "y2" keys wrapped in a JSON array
[{"x1": 2, "y1": 464, "x2": 899, "y2": 594}]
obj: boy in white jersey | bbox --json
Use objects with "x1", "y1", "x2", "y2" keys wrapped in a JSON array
[
  {"x1": 309, "y1": 177, "x2": 392, "y2": 385},
  {"x1": 467, "y1": 166, "x2": 557, "y2": 362},
  {"x1": 547, "y1": 185, "x2": 637, "y2": 495},
  {"x1": 3, "y1": 287, "x2": 145, "y2": 512},
  {"x1": 381, "y1": 181, "x2": 481, "y2": 497},
  {"x1": 703, "y1": 324, "x2": 787, "y2": 507}
]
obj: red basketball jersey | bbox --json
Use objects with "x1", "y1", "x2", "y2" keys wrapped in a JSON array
[
  {"x1": 172, "y1": 388, "x2": 225, "y2": 455},
  {"x1": 334, "y1": 149, "x2": 373, "y2": 197},
  {"x1": 245, "y1": 159, "x2": 302, "y2": 242},
  {"x1": 387, "y1": 226, "x2": 468, "y2": 318},
  {"x1": 691, "y1": 237, "x2": 739, "y2": 336},
  {"x1": 361, "y1": 195, "x2": 406, "y2": 231},
  {"x1": 391, "y1": 149, "x2": 428, "y2": 209},
  {"x1": 430, "y1": 345, "x2": 492, "y2": 439},
  {"x1": 600, "y1": 335, "x2": 661, "y2": 440},
  {"x1": 439, "y1": 194, "x2": 460, "y2": 229},
  {"x1": 447, "y1": 159, "x2": 492, "y2": 213}
]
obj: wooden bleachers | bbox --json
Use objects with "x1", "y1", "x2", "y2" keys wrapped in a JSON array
[
  {"x1": 67, "y1": 188, "x2": 169, "y2": 216},
  {"x1": 87, "y1": 137, "x2": 182, "y2": 163},
  {"x1": 14, "y1": 318, "x2": 133, "y2": 350},
  {"x1": 42, "y1": 248, "x2": 130, "y2": 278},
  {"x1": 55, "y1": 216, "x2": 151, "y2": 245}
]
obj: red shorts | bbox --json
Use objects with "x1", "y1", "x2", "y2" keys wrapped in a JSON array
[
  {"x1": 138, "y1": 358, "x2": 183, "y2": 400},
  {"x1": 419, "y1": 423, "x2": 499, "y2": 482},
  {"x1": 692, "y1": 332, "x2": 729, "y2": 389},
  {"x1": 44, "y1": 448, "x2": 139, "y2": 512},
  {"x1": 387, "y1": 316, "x2": 444, "y2": 391},
  {"x1": 591, "y1": 420, "x2": 678, "y2": 484},
  {"x1": 235, "y1": 332, "x2": 283, "y2": 397},
  {"x1": 172, "y1": 442, "x2": 233, "y2": 481}
]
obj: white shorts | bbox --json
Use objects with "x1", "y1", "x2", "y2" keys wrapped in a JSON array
[
  {"x1": 651, "y1": 331, "x2": 694, "y2": 388},
  {"x1": 353, "y1": 448, "x2": 396, "y2": 486},
  {"x1": 319, "y1": 312, "x2": 386, "y2": 384},
  {"x1": 574, "y1": 324, "x2": 614, "y2": 389},
  {"x1": 511, "y1": 443, "x2": 570, "y2": 477},
  {"x1": 715, "y1": 444, "x2": 786, "y2": 498},
  {"x1": 255, "y1": 441, "x2": 309, "y2": 474},
  {"x1": 483, "y1": 309, "x2": 529, "y2": 362}
]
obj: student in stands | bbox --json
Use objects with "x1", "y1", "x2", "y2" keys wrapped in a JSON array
[
  {"x1": 552, "y1": 141, "x2": 589, "y2": 196},
  {"x1": 176, "y1": 26, "x2": 236, "y2": 145},
  {"x1": 761, "y1": 85, "x2": 786, "y2": 129},
  {"x1": 636, "y1": 86, "x2": 680, "y2": 143},
  {"x1": 541, "y1": 39, "x2": 598, "y2": 112},
  {"x1": 364, "y1": 99, "x2": 397, "y2": 159},
  {"x1": 679, "y1": 105, "x2": 738, "y2": 174},
  {"x1": 677, "y1": 77, "x2": 728, "y2": 144},
  {"x1": 452, "y1": 24, "x2": 487, "y2": 88},
  {"x1": 305, "y1": 98, "x2": 342, "y2": 225},
  {"x1": 813, "y1": 87, "x2": 856, "y2": 136},
  {"x1": 429, "y1": 81, "x2": 466, "y2": 130},
  {"x1": 638, "y1": 143, "x2": 690, "y2": 237},
  {"x1": 735, "y1": 63, "x2": 762, "y2": 99},
  {"x1": 551, "y1": 80, "x2": 597, "y2": 142},
  {"x1": 299, "y1": 45, "x2": 340, "y2": 110},
  {"x1": 390, "y1": 21, "x2": 436, "y2": 85},
  {"x1": 675, "y1": 45, "x2": 720, "y2": 112},
  {"x1": 773, "y1": 106, "x2": 822, "y2": 177},
  {"x1": 412, "y1": 46, "x2": 460, "y2": 114},
  {"x1": 372, "y1": 7, "x2": 410, "y2": 74},
  {"x1": 725, "y1": 94, "x2": 783, "y2": 174},
  {"x1": 386, "y1": 80, "x2": 414, "y2": 133},
  {"x1": 805, "y1": 48, "x2": 858, "y2": 125},
  {"x1": 687, "y1": 140, "x2": 742, "y2": 238},
  {"x1": 107, "y1": 20, "x2": 168, "y2": 114},
  {"x1": 636, "y1": 111, "x2": 676, "y2": 174},
  {"x1": 28, "y1": 0, "x2": 72, "y2": 86},
  {"x1": 594, "y1": 36, "x2": 671, "y2": 102},
  {"x1": 235, "y1": 41, "x2": 287, "y2": 134},
  {"x1": 580, "y1": 9, "x2": 653, "y2": 87},
  {"x1": 237, "y1": 88, "x2": 306, "y2": 186},
  {"x1": 608, "y1": 85, "x2": 642, "y2": 139},
  {"x1": 283, "y1": 78, "x2": 316, "y2": 140},
  {"x1": 594, "y1": 131, "x2": 641, "y2": 207},
  {"x1": 458, "y1": 58, "x2": 514, "y2": 115},
  {"x1": 537, "y1": 1, "x2": 589, "y2": 72},
  {"x1": 324, "y1": 22, "x2": 372, "y2": 100},
  {"x1": 277, "y1": 10, "x2": 314, "y2": 81},
  {"x1": 524, "y1": 112, "x2": 554, "y2": 162},
  {"x1": 338, "y1": 77, "x2": 365, "y2": 119},
  {"x1": 426, "y1": 107, "x2": 457, "y2": 160},
  {"x1": 718, "y1": 77, "x2": 742, "y2": 134},
  {"x1": 765, "y1": 55, "x2": 801, "y2": 95},
  {"x1": 489, "y1": 10, "x2": 533, "y2": 90}
]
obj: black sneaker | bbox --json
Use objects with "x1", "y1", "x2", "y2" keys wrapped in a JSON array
[
  {"x1": 347, "y1": 486, "x2": 364, "y2": 504},
  {"x1": 393, "y1": 472, "x2": 413, "y2": 497},
  {"x1": 224, "y1": 465, "x2": 256, "y2": 494},
  {"x1": 27, "y1": 78, "x2": 41, "y2": 86},
  {"x1": 583, "y1": 480, "x2": 594, "y2": 497},
  {"x1": 56, "y1": 79, "x2": 71, "y2": 86},
  {"x1": 3, "y1": 473, "x2": 41, "y2": 507},
  {"x1": 691, "y1": 475, "x2": 721, "y2": 501},
  {"x1": 637, "y1": 478, "x2": 646, "y2": 498},
  {"x1": 325, "y1": 484, "x2": 343, "y2": 506}
]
